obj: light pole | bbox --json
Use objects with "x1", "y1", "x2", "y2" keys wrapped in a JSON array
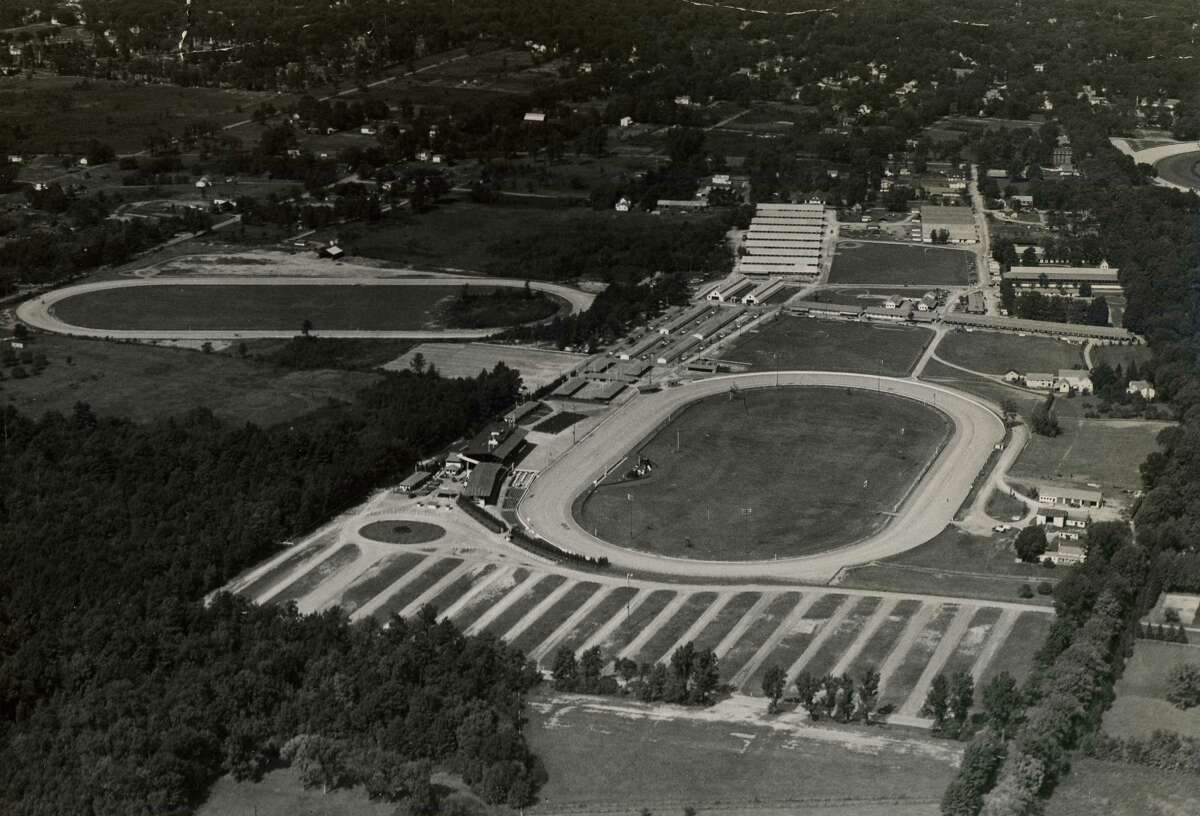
[{"x1": 627, "y1": 492, "x2": 634, "y2": 546}]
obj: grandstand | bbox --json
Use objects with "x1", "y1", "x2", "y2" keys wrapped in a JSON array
[{"x1": 737, "y1": 201, "x2": 828, "y2": 281}]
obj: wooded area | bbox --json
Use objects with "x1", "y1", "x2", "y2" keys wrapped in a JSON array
[{"x1": 0, "y1": 365, "x2": 536, "y2": 815}]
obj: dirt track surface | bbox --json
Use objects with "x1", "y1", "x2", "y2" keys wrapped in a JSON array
[
  {"x1": 518, "y1": 371, "x2": 1004, "y2": 583},
  {"x1": 18, "y1": 275, "x2": 593, "y2": 341}
]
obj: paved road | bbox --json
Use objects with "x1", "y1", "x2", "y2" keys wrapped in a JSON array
[
  {"x1": 517, "y1": 371, "x2": 1004, "y2": 583},
  {"x1": 17, "y1": 275, "x2": 593, "y2": 341}
]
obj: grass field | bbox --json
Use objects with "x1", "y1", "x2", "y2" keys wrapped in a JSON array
[
  {"x1": 554, "y1": 585, "x2": 641, "y2": 655},
  {"x1": 509, "y1": 582, "x2": 602, "y2": 654},
  {"x1": 690, "y1": 592, "x2": 762, "y2": 652},
  {"x1": 349, "y1": 201, "x2": 581, "y2": 272},
  {"x1": 746, "y1": 594, "x2": 847, "y2": 691},
  {"x1": 976, "y1": 611, "x2": 1053, "y2": 689},
  {"x1": 919, "y1": 358, "x2": 1094, "y2": 421},
  {"x1": 233, "y1": 533, "x2": 338, "y2": 600},
  {"x1": 0, "y1": 76, "x2": 290, "y2": 154},
  {"x1": 0, "y1": 336, "x2": 380, "y2": 425},
  {"x1": 1046, "y1": 758, "x2": 1200, "y2": 816},
  {"x1": 719, "y1": 592, "x2": 803, "y2": 680},
  {"x1": 633, "y1": 592, "x2": 718, "y2": 664},
  {"x1": 986, "y1": 489, "x2": 1029, "y2": 521},
  {"x1": 804, "y1": 286, "x2": 932, "y2": 308},
  {"x1": 937, "y1": 331, "x2": 1084, "y2": 375},
  {"x1": 336, "y1": 553, "x2": 427, "y2": 614},
  {"x1": 1091, "y1": 343, "x2": 1153, "y2": 372},
  {"x1": 725, "y1": 315, "x2": 933, "y2": 376},
  {"x1": 803, "y1": 596, "x2": 884, "y2": 678},
  {"x1": 52, "y1": 283, "x2": 557, "y2": 332},
  {"x1": 270, "y1": 545, "x2": 361, "y2": 606},
  {"x1": 848, "y1": 599, "x2": 923, "y2": 677},
  {"x1": 592, "y1": 589, "x2": 677, "y2": 656},
  {"x1": 1011, "y1": 418, "x2": 1170, "y2": 495},
  {"x1": 527, "y1": 695, "x2": 957, "y2": 814},
  {"x1": 358, "y1": 521, "x2": 445, "y2": 544},
  {"x1": 369, "y1": 558, "x2": 464, "y2": 622},
  {"x1": 1101, "y1": 640, "x2": 1200, "y2": 740},
  {"x1": 839, "y1": 526, "x2": 1054, "y2": 605},
  {"x1": 579, "y1": 387, "x2": 951, "y2": 560},
  {"x1": 881, "y1": 604, "x2": 960, "y2": 708},
  {"x1": 829, "y1": 242, "x2": 975, "y2": 286},
  {"x1": 481, "y1": 574, "x2": 569, "y2": 639}
]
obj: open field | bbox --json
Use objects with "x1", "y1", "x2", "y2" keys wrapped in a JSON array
[
  {"x1": 1101, "y1": 640, "x2": 1200, "y2": 741},
  {"x1": 0, "y1": 335, "x2": 380, "y2": 425},
  {"x1": 1092, "y1": 343, "x2": 1153, "y2": 371},
  {"x1": 1011, "y1": 418, "x2": 1170, "y2": 495},
  {"x1": 838, "y1": 527, "x2": 1055, "y2": 607},
  {"x1": 829, "y1": 242, "x2": 974, "y2": 286},
  {"x1": 0, "y1": 76, "x2": 289, "y2": 154},
  {"x1": 52, "y1": 283, "x2": 561, "y2": 332},
  {"x1": 349, "y1": 201, "x2": 585, "y2": 271},
  {"x1": 578, "y1": 387, "x2": 951, "y2": 560},
  {"x1": 1155, "y1": 150, "x2": 1200, "y2": 191},
  {"x1": 937, "y1": 330, "x2": 1085, "y2": 375},
  {"x1": 1046, "y1": 758, "x2": 1200, "y2": 816},
  {"x1": 724, "y1": 315, "x2": 933, "y2": 377},
  {"x1": 527, "y1": 695, "x2": 958, "y2": 815},
  {"x1": 383, "y1": 343, "x2": 586, "y2": 390},
  {"x1": 804, "y1": 286, "x2": 933, "y2": 308}
]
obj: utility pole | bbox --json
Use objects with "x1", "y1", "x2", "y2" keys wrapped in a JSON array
[{"x1": 627, "y1": 493, "x2": 634, "y2": 546}]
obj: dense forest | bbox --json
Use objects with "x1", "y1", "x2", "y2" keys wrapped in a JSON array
[{"x1": 0, "y1": 364, "x2": 542, "y2": 815}]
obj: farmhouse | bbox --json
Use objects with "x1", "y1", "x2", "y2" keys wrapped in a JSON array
[
  {"x1": 1127, "y1": 379, "x2": 1156, "y2": 400},
  {"x1": 1044, "y1": 539, "x2": 1087, "y2": 565},
  {"x1": 1036, "y1": 506, "x2": 1090, "y2": 530},
  {"x1": 1038, "y1": 483, "x2": 1103, "y2": 509},
  {"x1": 1056, "y1": 369, "x2": 1093, "y2": 395},
  {"x1": 1025, "y1": 373, "x2": 1055, "y2": 389},
  {"x1": 1004, "y1": 260, "x2": 1121, "y2": 293}
]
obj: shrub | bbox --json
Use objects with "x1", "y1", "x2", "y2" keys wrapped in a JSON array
[{"x1": 1018, "y1": 584, "x2": 1034, "y2": 599}]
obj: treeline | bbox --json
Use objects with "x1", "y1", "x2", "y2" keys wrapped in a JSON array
[
  {"x1": 484, "y1": 213, "x2": 733, "y2": 286},
  {"x1": 500, "y1": 276, "x2": 688, "y2": 351},
  {"x1": 1082, "y1": 730, "x2": 1200, "y2": 775},
  {"x1": 0, "y1": 214, "x2": 205, "y2": 294},
  {"x1": 551, "y1": 642, "x2": 721, "y2": 706},
  {"x1": 936, "y1": 108, "x2": 1200, "y2": 813},
  {"x1": 0, "y1": 364, "x2": 529, "y2": 814}
]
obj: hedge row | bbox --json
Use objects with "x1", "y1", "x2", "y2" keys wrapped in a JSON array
[
  {"x1": 456, "y1": 496, "x2": 509, "y2": 534},
  {"x1": 510, "y1": 528, "x2": 609, "y2": 568}
]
